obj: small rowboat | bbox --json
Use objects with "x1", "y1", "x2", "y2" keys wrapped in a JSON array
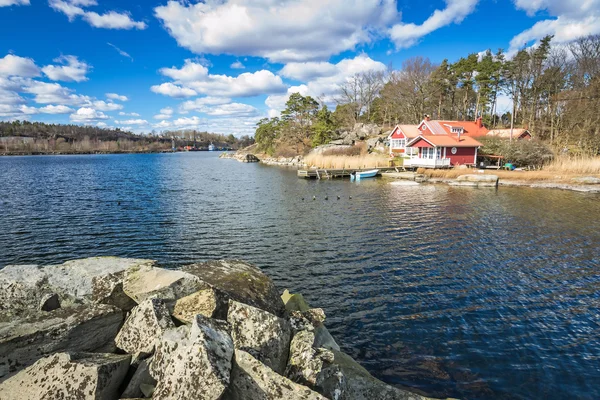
[{"x1": 350, "y1": 169, "x2": 379, "y2": 181}]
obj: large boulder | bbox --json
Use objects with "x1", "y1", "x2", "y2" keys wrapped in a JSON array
[
  {"x1": 354, "y1": 123, "x2": 380, "y2": 139},
  {"x1": 0, "y1": 352, "x2": 130, "y2": 400},
  {"x1": 123, "y1": 264, "x2": 205, "y2": 305},
  {"x1": 285, "y1": 330, "x2": 334, "y2": 387},
  {"x1": 451, "y1": 175, "x2": 499, "y2": 188},
  {"x1": 0, "y1": 304, "x2": 123, "y2": 378},
  {"x1": 172, "y1": 288, "x2": 228, "y2": 323},
  {"x1": 227, "y1": 300, "x2": 291, "y2": 374},
  {"x1": 115, "y1": 298, "x2": 174, "y2": 354},
  {"x1": 121, "y1": 358, "x2": 157, "y2": 399},
  {"x1": 0, "y1": 264, "x2": 51, "y2": 311},
  {"x1": 182, "y1": 260, "x2": 285, "y2": 317},
  {"x1": 150, "y1": 315, "x2": 234, "y2": 400},
  {"x1": 227, "y1": 350, "x2": 327, "y2": 400}
]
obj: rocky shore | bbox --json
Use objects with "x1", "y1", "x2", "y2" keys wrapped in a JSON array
[{"x1": 0, "y1": 257, "x2": 432, "y2": 400}]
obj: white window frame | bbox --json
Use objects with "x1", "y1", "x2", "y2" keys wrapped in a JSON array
[
  {"x1": 390, "y1": 138, "x2": 406, "y2": 149},
  {"x1": 420, "y1": 147, "x2": 441, "y2": 159}
]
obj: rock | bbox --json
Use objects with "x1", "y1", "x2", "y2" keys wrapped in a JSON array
[
  {"x1": 285, "y1": 330, "x2": 334, "y2": 387},
  {"x1": 304, "y1": 308, "x2": 326, "y2": 325},
  {"x1": 92, "y1": 270, "x2": 138, "y2": 311},
  {"x1": 227, "y1": 300, "x2": 291, "y2": 374},
  {"x1": 282, "y1": 289, "x2": 310, "y2": 312},
  {"x1": 0, "y1": 352, "x2": 131, "y2": 400},
  {"x1": 0, "y1": 264, "x2": 49, "y2": 311},
  {"x1": 183, "y1": 260, "x2": 285, "y2": 317},
  {"x1": 227, "y1": 350, "x2": 327, "y2": 400},
  {"x1": 329, "y1": 139, "x2": 344, "y2": 145},
  {"x1": 172, "y1": 288, "x2": 228, "y2": 323},
  {"x1": 572, "y1": 176, "x2": 600, "y2": 184},
  {"x1": 0, "y1": 304, "x2": 123, "y2": 378},
  {"x1": 354, "y1": 123, "x2": 380, "y2": 139},
  {"x1": 39, "y1": 293, "x2": 60, "y2": 312},
  {"x1": 115, "y1": 298, "x2": 174, "y2": 354},
  {"x1": 317, "y1": 350, "x2": 431, "y2": 400},
  {"x1": 150, "y1": 315, "x2": 234, "y2": 400},
  {"x1": 44, "y1": 257, "x2": 157, "y2": 299},
  {"x1": 450, "y1": 174, "x2": 499, "y2": 188},
  {"x1": 123, "y1": 264, "x2": 204, "y2": 305},
  {"x1": 121, "y1": 358, "x2": 157, "y2": 399}
]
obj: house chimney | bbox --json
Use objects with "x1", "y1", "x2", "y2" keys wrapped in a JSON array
[
  {"x1": 476, "y1": 116, "x2": 483, "y2": 128},
  {"x1": 424, "y1": 114, "x2": 431, "y2": 121}
]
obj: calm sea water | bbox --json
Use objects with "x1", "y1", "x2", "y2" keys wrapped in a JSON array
[{"x1": 1, "y1": 152, "x2": 599, "y2": 399}]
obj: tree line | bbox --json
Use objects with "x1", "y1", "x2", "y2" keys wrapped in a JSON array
[{"x1": 256, "y1": 34, "x2": 600, "y2": 156}]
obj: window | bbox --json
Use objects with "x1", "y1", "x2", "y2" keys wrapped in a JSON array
[
  {"x1": 451, "y1": 127, "x2": 464, "y2": 134},
  {"x1": 420, "y1": 147, "x2": 441, "y2": 159},
  {"x1": 390, "y1": 139, "x2": 406, "y2": 149}
]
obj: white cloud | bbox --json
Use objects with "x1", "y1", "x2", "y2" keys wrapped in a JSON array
[
  {"x1": 155, "y1": 60, "x2": 286, "y2": 98},
  {"x1": 179, "y1": 97, "x2": 231, "y2": 113},
  {"x1": 90, "y1": 100, "x2": 122, "y2": 111},
  {"x1": 39, "y1": 104, "x2": 74, "y2": 114},
  {"x1": 153, "y1": 107, "x2": 174, "y2": 119},
  {"x1": 267, "y1": 54, "x2": 386, "y2": 115},
  {"x1": 23, "y1": 80, "x2": 90, "y2": 105},
  {"x1": 0, "y1": 0, "x2": 29, "y2": 6},
  {"x1": 0, "y1": 54, "x2": 40, "y2": 77},
  {"x1": 178, "y1": 97, "x2": 257, "y2": 116},
  {"x1": 390, "y1": 0, "x2": 480, "y2": 49},
  {"x1": 205, "y1": 103, "x2": 258, "y2": 116},
  {"x1": 107, "y1": 93, "x2": 128, "y2": 101},
  {"x1": 154, "y1": 0, "x2": 398, "y2": 62},
  {"x1": 151, "y1": 82, "x2": 197, "y2": 98},
  {"x1": 509, "y1": 0, "x2": 600, "y2": 53},
  {"x1": 49, "y1": 0, "x2": 146, "y2": 30},
  {"x1": 70, "y1": 107, "x2": 109, "y2": 122},
  {"x1": 114, "y1": 118, "x2": 148, "y2": 125},
  {"x1": 231, "y1": 61, "x2": 245, "y2": 69},
  {"x1": 107, "y1": 43, "x2": 133, "y2": 61},
  {"x1": 119, "y1": 111, "x2": 140, "y2": 117},
  {"x1": 42, "y1": 55, "x2": 90, "y2": 82}
]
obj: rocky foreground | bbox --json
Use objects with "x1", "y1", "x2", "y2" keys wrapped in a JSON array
[{"x1": 0, "y1": 257, "x2": 432, "y2": 400}]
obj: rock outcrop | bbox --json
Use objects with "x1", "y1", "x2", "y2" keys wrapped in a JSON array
[
  {"x1": 0, "y1": 352, "x2": 131, "y2": 400},
  {"x1": 0, "y1": 257, "x2": 434, "y2": 400},
  {"x1": 450, "y1": 174, "x2": 499, "y2": 188}
]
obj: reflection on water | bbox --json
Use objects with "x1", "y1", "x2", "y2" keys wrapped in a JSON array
[{"x1": 1, "y1": 153, "x2": 599, "y2": 399}]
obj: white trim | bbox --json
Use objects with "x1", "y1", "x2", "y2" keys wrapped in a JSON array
[
  {"x1": 387, "y1": 125, "x2": 400, "y2": 140},
  {"x1": 406, "y1": 135, "x2": 436, "y2": 147},
  {"x1": 474, "y1": 147, "x2": 478, "y2": 164},
  {"x1": 443, "y1": 147, "x2": 447, "y2": 159}
]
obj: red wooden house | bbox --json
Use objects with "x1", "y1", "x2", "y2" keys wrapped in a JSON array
[{"x1": 387, "y1": 125, "x2": 420, "y2": 157}]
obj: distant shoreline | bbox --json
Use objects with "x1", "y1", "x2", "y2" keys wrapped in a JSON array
[{"x1": 0, "y1": 150, "x2": 235, "y2": 157}]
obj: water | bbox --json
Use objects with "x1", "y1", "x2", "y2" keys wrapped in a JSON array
[{"x1": 1, "y1": 152, "x2": 599, "y2": 399}]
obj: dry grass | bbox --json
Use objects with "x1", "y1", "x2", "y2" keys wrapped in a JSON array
[
  {"x1": 304, "y1": 153, "x2": 390, "y2": 169},
  {"x1": 544, "y1": 156, "x2": 600, "y2": 174}
]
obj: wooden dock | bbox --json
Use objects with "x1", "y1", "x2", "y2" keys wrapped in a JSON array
[{"x1": 297, "y1": 167, "x2": 398, "y2": 179}]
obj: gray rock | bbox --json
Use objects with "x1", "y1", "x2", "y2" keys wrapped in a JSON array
[
  {"x1": 0, "y1": 352, "x2": 130, "y2": 400},
  {"x1": 227, "y1": 350, "x2": 327, "y2": 400},
  {"x1": 123, "y1": 264, "x2": 205, "y2": 305},
  {"x1": 150, "y1": 315, "x2": 234, "y2": 400},
  {"x1": 39, "y1": 293, "x2": 60, "y2": 312},
  {"x1": 0, "y1": 304, "x2": 123, "y2": 378},
  {"x1": 183, "y1": 260, "x2": 285, "y2": 317},
  {"x1": 572, "y1": 176, "x2": 600, "y2": 184},
  {"x1": 0, "y1": 264, "x2": 49, "y2": 311},
  {"x1": 329, "y1": 139, "x2": 345, "y2": 145},
  {"x1": 285, "y1": 330, "x2": 334, "y2": 387},
  {"x1": 172, "y1": 288, "x2": 228, "y2": 323},
  {"x1": 227, "y1": 300, "x2": 291, "y2": 374},
  {"x1": 121, "y1": 358, "x2": 157, "y2": 399},
  {"x1": 44, "y1": 257, "x2": 157, "y2": 299},
  {"x1": 115, "y1": 298, "x2": 174, "y2": 354},
  {"x1": 92, "y1": 270, "x2": 138, "y2": 311},
  {"x1": 317, "y1": 350, "x2": 431, "y2": 400}
]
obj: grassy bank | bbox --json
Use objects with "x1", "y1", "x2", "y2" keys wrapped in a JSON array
[
  {"x1": 417, "y1": 156, "x2": 600, "y2": 183},
  {"x1": 303, "y1": 153, "x2": 390, "y2": 169}
]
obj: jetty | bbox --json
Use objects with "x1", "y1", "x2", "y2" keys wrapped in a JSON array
[{"x1": 297, "y1": 167, "x2": 397, "y2": 179}]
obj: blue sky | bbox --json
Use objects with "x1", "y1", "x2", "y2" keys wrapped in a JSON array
[{"x1": 0, "y1": 0, "x2": 596, "y2": 136}]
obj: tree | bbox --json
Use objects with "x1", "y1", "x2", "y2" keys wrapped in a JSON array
[
  {"x1": 312, "y1": 105, "x2": 334, "y2": 147},
  {"x1": 281, "y1": 93, "x2": 319, "y2": 153},
  {"x1": 254, "y1": 117, "x2": 281, "y2": 155}
]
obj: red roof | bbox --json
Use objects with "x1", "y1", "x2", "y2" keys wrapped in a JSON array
[
  {"x1": 407, "y1": 134, "x2": 482, "y2": 148},
  {"x1": 419, "y1": 119, "x2": 489, "y2": 137}
]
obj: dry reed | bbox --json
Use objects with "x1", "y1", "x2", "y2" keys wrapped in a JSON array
[
  {"x1": 544, "y1": 156, "x2": 600, "y2": 174},
  {"x1": 303, "y1": 153, "x2": 390, "y2": 169}
]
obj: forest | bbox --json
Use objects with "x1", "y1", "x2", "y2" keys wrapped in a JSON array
[
  {"x1": 0, "y1": 120, "x2": 254, "y2": 154},
  {"x1": 255, "y1": 34, "x2": 600, "y2": 158}
]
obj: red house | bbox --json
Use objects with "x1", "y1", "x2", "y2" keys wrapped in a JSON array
[
  {"x1": 387, "y1": 125, "x2": 420, "y2": 157},
  {"x1": 404, "y1": 117, "x2": 483, "y2": 168}
]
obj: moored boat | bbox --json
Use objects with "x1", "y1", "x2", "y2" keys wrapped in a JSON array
[{"x1": 350, "y1": 169, "x2": 379, "y2": 181}]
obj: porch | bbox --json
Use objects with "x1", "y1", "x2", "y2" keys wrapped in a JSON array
[{"x1": 404, "y1": 158, "x2": 451, "y2": 169}]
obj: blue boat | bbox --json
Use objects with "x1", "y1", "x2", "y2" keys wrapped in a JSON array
[{"x1": 350, "y1": 169, "x2": 379, "y2": 181}]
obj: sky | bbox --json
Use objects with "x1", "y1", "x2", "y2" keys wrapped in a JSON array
[{"x1": 0, "y1": 0, "x2": 598, "y2": 136}]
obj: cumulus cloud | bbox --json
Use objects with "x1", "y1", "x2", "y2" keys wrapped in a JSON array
[
  {"x1": 231, "y1": 61, "x2": 245, "y2": 69},
  {"x1": 153, "y1": 107, "x2": 174, "y2": 119},
  {"x1": 0, "y1": 0, "x2": 29, "y2": 6},
  {"x1": 42, "y1": 55, "x2": 90, "y2": 82},
  {"x1": 114, "y1": 118, "x2": 148, "y2": 125},
  {"x1": 509, "y1": 0, "x2": 600, "y2": 53},
  {"x1": 39, "y1": 104, "x2": 74, "y2": 114},
  {"x1": 178, "y1": 97, "x2": 257, "y2": 116},
  {"x1": 390, "y1": 0, "x2": 480, "y2": 49},
  {"x1": 107, "y1": 93, "x2": 128, "y2": 101},
  {"x1": 154, "y1": 0, "x2": 398, "y2": 62},
  {"x1": 0, "y1": 54, "x2": 40, "y2": 77},
  {"x1": 23, "y1": 80, "x2": 90, "y2": 105},
  {"x1": 90, "y1": 100, "x2": 122, "y2": 111},
  {"x1": 267, "y1": 54, "x2": 386, "y2": 115},
  {"x1": 151, "y1": 82, "x2": 197, "y2": 98},
  {"x1": 119, "y1": 111, "x2": 140, "y2": 117},
  {"x1": 70, "y1": 107, "x2": 109, "y2": 122},
  {"x1": 49, "y1": 0, "x2": 147, "y2": 30},
  {"x1": 154, "y1": 59, "x2": 286, "y2": 98}
]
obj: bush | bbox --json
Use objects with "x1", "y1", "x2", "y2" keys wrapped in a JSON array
[{"x1": 479, "y1": 137, "x2": 554, "y2": 168}]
